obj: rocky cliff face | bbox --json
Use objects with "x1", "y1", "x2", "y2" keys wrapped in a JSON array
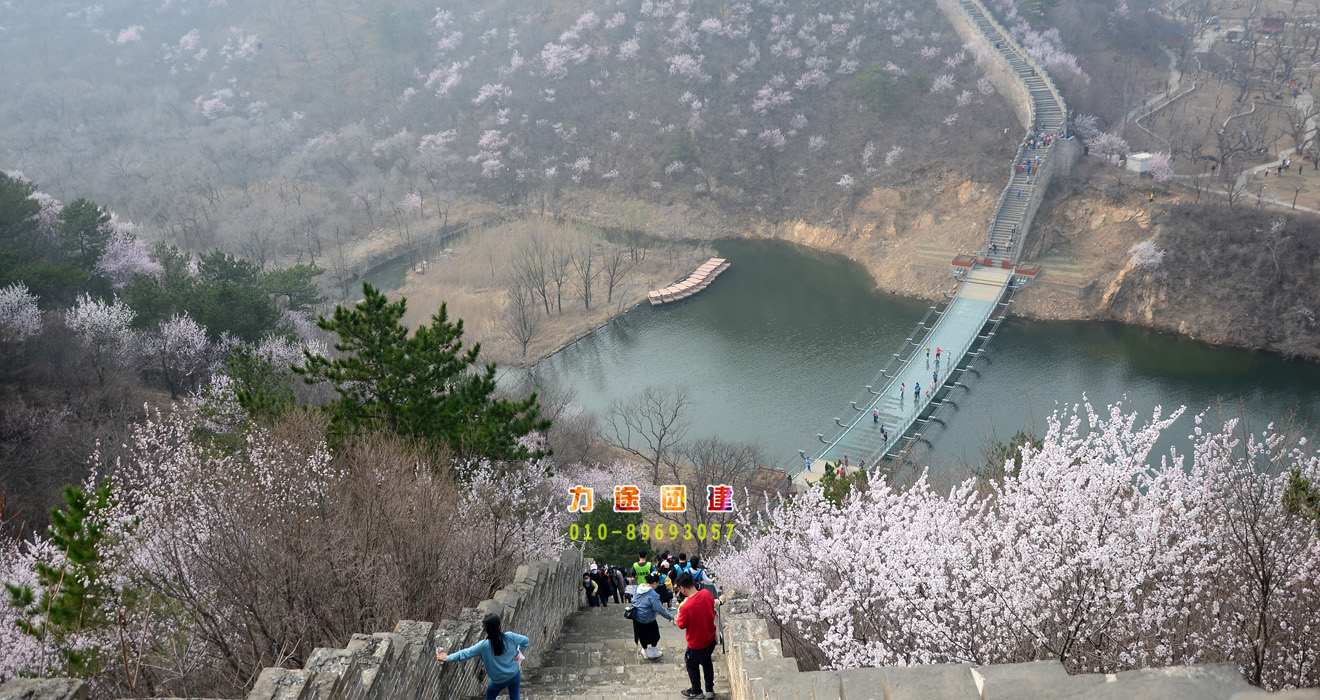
[{"x1": 1023, "y1": 164, "x2": 1320, "y2": 360}]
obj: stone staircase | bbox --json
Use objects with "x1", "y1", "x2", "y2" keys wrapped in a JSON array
[
  {"x1": 517, "y1": 603, "x2": 729, "y2": 700},
  {"x1": 956, "y1": 0, "x2": 1070, "y2": 264}
]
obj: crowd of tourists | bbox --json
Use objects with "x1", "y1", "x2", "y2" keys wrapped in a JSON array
[
  {"x1": 582, "y1": 551, "x2": 726, "y2": 699},
  {"x1": 435, "y1": 549, "x2": 725, "y2": 700}
]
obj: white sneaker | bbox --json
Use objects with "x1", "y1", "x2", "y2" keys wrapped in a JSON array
[{"x1": 704, "y1": 692, "x2": 715, "y2": 699}]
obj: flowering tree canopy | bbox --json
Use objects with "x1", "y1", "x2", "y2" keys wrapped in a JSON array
[
  {"x1": 0, "y1": 283, "x2": 41, "y2": 343},
  {"x1": 712, "y1": 402, "x2": 1320, "y2": 690}
]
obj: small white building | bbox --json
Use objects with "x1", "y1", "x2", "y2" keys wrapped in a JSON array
[{"x1": 1127, "y1": 152, "x2": 1153, "y2": 173}]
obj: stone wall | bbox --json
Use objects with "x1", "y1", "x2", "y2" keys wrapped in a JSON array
[
  {"x1": 936, "y1": 0, "x2": 1031, "y2": 130},
  {"x1": 718, "y1": 588, "x2": 1295, "y2": 700},
  {"x1": 242, "y1": 548, "x2": 583, "y2": 700},
  {"x1": 1016, "y1": 137, "x2": 1082, "y2": 254},
  {"x1": 0, "y1": 549, "x2": 584, "y2": 700}
]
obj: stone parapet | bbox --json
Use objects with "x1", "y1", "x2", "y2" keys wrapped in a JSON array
[
  {"x1": 241, "y1": 549, "x2": 583, "y2": 700},
  {"x1": 0, "y1": 550, "x2": 585, "y2": 700},
  {"x1": 0, "y1": 680, "x2": 86, "y2": 700},
  {"x1": 720, "y1": 588, "x2": 1274, "y2": 700}
]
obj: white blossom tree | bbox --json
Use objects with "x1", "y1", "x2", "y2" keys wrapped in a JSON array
[
  {"x1": 0, "y1": 284, "x2": 42, "y2": 344},
  {"x1": 141, "y1": 314, "x2": 213, "y2": 399},
  {"x1": 66, "y1": 294, "x2": 139, "y2": 384},
  {"x1": 712, "y1": 402, "x2": 1320, "y2": 689}
]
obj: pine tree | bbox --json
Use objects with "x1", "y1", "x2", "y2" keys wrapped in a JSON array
[
  {"x1": 296, "y1": 282, "x2": 550, "y2": 469},
  {"x1": 6, "y1": 484, "x2": 115, "y2": 677}
]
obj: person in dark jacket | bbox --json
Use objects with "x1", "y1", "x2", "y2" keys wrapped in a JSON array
[
  {"x1": 609, "y1": 565, "x2": 626, "y2": 604},
  {"x1": 631, "y1": 573, "x2": 674, "y2": 659},
  {"x1": 588, "y1": 564, "x2": 613, "y2": 608}
]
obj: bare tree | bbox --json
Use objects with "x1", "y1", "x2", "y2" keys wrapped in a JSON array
[
  {"x1": 510, "y1": 236, "x2": 552, "y2": 315},
  {"x1": 659, "y1": 436, "x2": 766, "y2": 558},
  {"x1": 571, "y1": 243, "x2": 600, "y2": 310},
  {"x1": 600, "y1": 244, "x2": 633, "y2": 305},
  {"x1": 601, "y1": 386, "x2": 692, "y2": 484},
  {"x1": 548, "y1": 240, "x2": 574, "y2": 314},
  {"x1": 1223, "y1": 165, "x2": 1251, "y2": 209},
  {"x1": 499, "y1": 280, "x2": 543, "y2": 360}
]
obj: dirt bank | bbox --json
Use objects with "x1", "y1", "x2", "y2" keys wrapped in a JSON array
[{"x1": 362, "y1": 156, "x2": 1320, "y2": 366}]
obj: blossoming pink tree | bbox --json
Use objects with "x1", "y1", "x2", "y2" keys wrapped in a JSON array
[{"x1": 1148, "y1": 152, "x2": 1174, "y2": 183}]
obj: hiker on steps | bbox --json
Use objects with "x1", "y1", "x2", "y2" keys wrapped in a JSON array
[
  {"x1": 631, "y1": 573, "x2": 675, "y2": 660},
  {"x1": 436, "y1": 613, "x2": 529, "y2": 700},
  {"x1": 676, "y1": 572, "x2": 726, "y2": 699}
]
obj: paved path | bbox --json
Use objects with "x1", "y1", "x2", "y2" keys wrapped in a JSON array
[
  {"x1": 518, "y1": 597, "x2": 729, "y2": 700},
  {"x1": 805, "y1": 267, "x2": 1013, "y2": 475}
]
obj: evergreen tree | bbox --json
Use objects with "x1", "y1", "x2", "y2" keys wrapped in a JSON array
[
  {"x1": 296, "y1": 282, "x2": 550, "y2": 468},
  {"x1": 224, "y1": 343, "x2": 296, "y2": 423},
  {"x1": 57, "y1": 198, "x2": 112, "y2": 271},
  {"x1": 6, "y1": 484, "x2": 115, "y2": 677},
  {"x1": 0, "y1": 173, "x2": 86, "y2": 302},
  {"x1": 1284, "y1": 468, "x2": 1320, "y2": 536},
  {"x1": 577, "y1": 500, "x2": 647, "y2": 564}
]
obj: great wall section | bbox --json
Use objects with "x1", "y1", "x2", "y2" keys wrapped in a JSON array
[{"x1": 2, "y1": 3, "x2": 1317, "y2": 700}]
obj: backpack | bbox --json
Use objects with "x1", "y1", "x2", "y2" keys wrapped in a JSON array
[
  {"x1": 691, "y1": 567, "x2": 705, "y2": 585},
  {"x1": 674, "y1": 562, "x2": 692, "y2": 579}
]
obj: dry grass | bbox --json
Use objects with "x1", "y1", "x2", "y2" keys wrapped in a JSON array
[{"x1": 392, "y1": 216, "x2": 712, "y2": 366}]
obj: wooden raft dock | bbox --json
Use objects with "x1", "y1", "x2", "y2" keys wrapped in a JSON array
[{"x1": 648, "y1": 258, "x2": 730, "y2": 306}]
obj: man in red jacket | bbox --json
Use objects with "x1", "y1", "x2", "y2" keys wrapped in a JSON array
[{"x1": 674, "y1": 572, "x2": 725, "y2": 699}]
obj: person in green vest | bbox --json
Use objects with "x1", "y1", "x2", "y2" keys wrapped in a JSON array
[{"x1": 633, "y1": 551, "x2": 653, "y2": 584}]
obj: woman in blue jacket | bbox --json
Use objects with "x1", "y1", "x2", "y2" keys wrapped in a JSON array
[
  {"x1": 436, "y1": 614, "x2": 530, "y2": 699},
  {"x1": 632, "y1": 573, "x2": 675, "y2": 659}
]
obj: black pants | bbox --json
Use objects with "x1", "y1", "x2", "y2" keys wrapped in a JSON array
[
  {"x1": 685, "y1": 641, "x2": 717, "y2": 693},
  {"x1": 611, "y1": 585, "x2": 622, "y2": 604}
]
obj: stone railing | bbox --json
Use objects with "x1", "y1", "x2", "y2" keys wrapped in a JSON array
[
  {"x1": 0, "y1": 549, "x2": 584, "y2": 700},
  {"x1": 718, "y1": 588, "x2": 1304, "y2": 700}
]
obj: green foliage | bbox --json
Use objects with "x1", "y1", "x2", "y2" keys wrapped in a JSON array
[
  {"x1": 262, "y1": 264, "x2": 326, "y2": 312},
  {"x1": 57, "y1": 198, "x2": 112, "y2": 271},
  {"x1": 1284, "y1": 467, "x2": 1320, "y2": 536},
  {"x1": 6, "y1": 483, "x2": 116, "y2": 677},
  {"x1": 224, "y1": 343, "x2": 296, "y2": 423},
  {"x1": 577, "y1": 500, "x2": 647, "y2": 564},
  {"x1": 666, "y1": 132, "x2": 697, "y2": 163},
  {"x1": 126, "y1": 246, "x2": 320, "y2": 342},
  {"x1": 1021, "y1": 0, "x2": 1059, "y2": 23},
  {"x1": 857, "y1": 65, "x2": 929, "y2": 112},
  {"x1": 0, "y1": 173, "x2": 87, "y2": 303},
  {"x1": 979, "y1": 431, "x2": 1044, "y2": 481},
  {"x1": 815, "y1": 466, "x2": 869, "y2": 506},
  {"x1": 295, "y1": 282, "x2": 551, "y2": 470}
]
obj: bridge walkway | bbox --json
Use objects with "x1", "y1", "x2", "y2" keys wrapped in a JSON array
[
  {"x1": 800, "y1": 267, "x2": 1015, "y2": 479},
  {"x1": 791, "y1": 0, "x2": 1068, "y2": 484}
]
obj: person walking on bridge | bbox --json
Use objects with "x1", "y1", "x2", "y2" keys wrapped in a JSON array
[
  {"x1": 437, "y1": 614, "x2": 529, "y2": 700},
  {"x1": 899, "y1": 383, "x2": 905, "y2": 402},
  {"x1": 873, "y1": 408, "x2": 879, "y2": 423}
]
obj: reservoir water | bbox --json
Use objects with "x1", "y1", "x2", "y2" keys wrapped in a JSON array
[{"x1": 533, "y1": 239, "x2": 1320, "y2": 485}]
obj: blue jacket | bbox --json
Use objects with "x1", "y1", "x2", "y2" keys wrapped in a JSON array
[
  {"x1": 445, "y1": 632, "x2": 530, "y2": 683},
  {"x1": 631, "y1": 586, "x2": 673, "y2": 624}
]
